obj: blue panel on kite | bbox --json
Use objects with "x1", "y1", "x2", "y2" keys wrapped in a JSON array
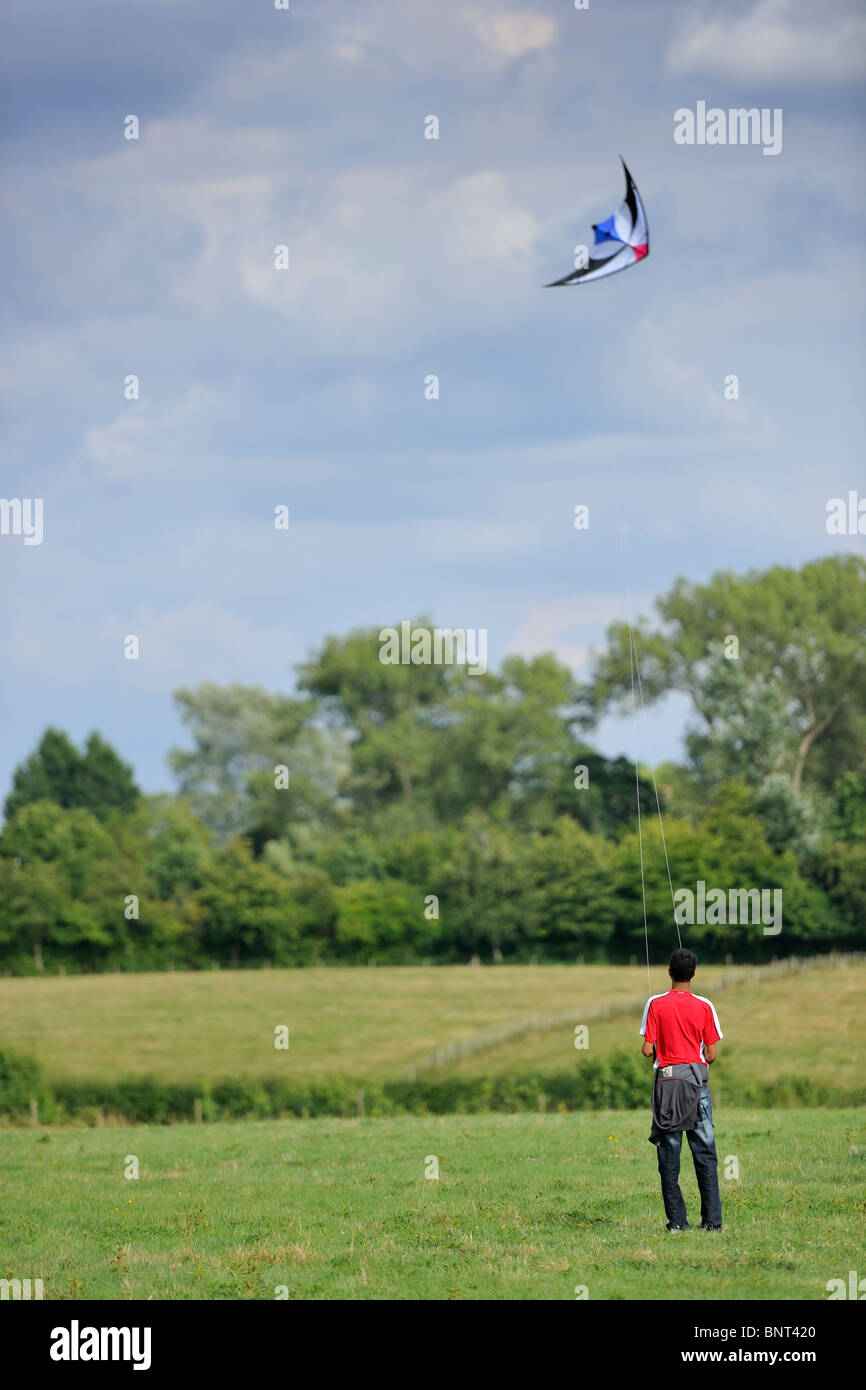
[{"x1": 593, "y1": 216, "x2": 620, "y2": 244}]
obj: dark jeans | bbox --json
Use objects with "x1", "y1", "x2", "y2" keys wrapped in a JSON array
[{"x1": 655, "y1": 1080, "x2": 722, "y2": 1228}]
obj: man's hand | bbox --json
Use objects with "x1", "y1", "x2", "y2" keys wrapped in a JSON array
[{"x1": 641, "y1": 1040, "x2": 654, "y2": 1059}]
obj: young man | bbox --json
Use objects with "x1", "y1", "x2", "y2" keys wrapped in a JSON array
[{"x1": 639, "y1": 947, "x2": 723, "y2": 1232}]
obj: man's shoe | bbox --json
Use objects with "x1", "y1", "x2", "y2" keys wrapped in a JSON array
[
  {"x1": 666, "y1": 1222, "x2": 689, "y2": 1232},
  {"x1": 700, "y1": 1223, "x2": 722, "y2": 1231}
]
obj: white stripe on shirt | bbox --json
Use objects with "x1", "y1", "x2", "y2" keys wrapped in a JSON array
[
  {"x1": 639, "y1": 994, "x2": 668, "y2": 1037},
  {"x1": 692, "y1": 994, "x2": 724, "y2": 1040}
]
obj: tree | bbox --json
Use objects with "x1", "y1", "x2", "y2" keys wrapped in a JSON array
[
  {"x1": 587, "y1": 556, "x2": 866, "y2": 795},
  {"x1": 193, "y1": 839, "x2": 309, "y2": 966},
  {"x1": 298, "y1": 623, "x2": 586, "y2": 828},
  {"x1": 0, "y1": 801, "x2": 139, "y2": 969},
  {"x1": 332, "y1": 879, "x2": 426, "y2": 960},
  {"x1": 525, "y1": 818, "x2": 617, "y2": 955},
  {"x1": 4, "y1": 729, "x2": 140, "y2": 823},
  {"x1": 168, "y1": 684, "x2": 346, "y2": 845},
  {"x1": 829, "y1": 771, "x2": 866, "y2": 842},
  {"x1": 610, "y1": 784, "x2": 834, "y2": 960},
  {"x1": 145, "y1": 798, "x2": 213, "y2": 899}
]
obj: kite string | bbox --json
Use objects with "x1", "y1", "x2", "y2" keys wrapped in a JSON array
[
  {"x1": 631, "y1": 638, "x2": 682, "y2": 949},
  {"x1": 615, "y1": 500, "x2": 651, "y2": 998},
  {"x1": 614, "y1": 430, "x2": 680, "y2": 998},
  {"x1": 627, "y1": 621, "x2": 652, "y2": 1000}
]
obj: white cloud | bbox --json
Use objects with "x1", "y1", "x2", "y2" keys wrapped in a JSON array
[
  {"x1": 429, "y1": 171, "x2": 540, "y2": 262},
  {"x1": 4, "y1": 601, "x2": 296, "y2": 691},
  {"x1": 235, "y1": 165, "x2": 542, "y2": 352},
  {"x1": 504, "y1": 593, "x2": 646, "y2": 671},
  {"x1": 40, "y1": 115, "x2": 543, "y2": 357},
  {"x1": 84, "y1": 383, "x2": 248, "y2": 479},
  {"x1": 667, "y1": 0, "x2": 866, "y2": 82},
  {"x1": 464, "y1": 9, "x2": 558, "y2": 60}
]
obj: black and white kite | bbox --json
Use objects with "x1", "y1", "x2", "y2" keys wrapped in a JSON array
[{"x1": 545, "y1": 158, "x2": 649, "y2": 287}]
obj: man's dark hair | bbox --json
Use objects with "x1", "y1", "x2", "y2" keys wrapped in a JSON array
[{"x1": 669, "y1": 947, "x2": 698, "y2": 982}]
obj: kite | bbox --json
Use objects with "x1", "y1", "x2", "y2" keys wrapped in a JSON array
[{"x1": 545, "y1": 157, "x2": 649, "y2": 287}]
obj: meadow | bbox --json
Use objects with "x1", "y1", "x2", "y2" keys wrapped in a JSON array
[
  {"x1": 0, "y1": 958, "x2": 862, "y2": 1119},
  {"x1": 1, "y1": 1109, "x2": 861, "y2": 1300},
  {"x1": 0, "y1": 962, "x2": 656, "y2": 1083},
  {"x1": 444, "y1": 960, "x2": 865, "y2": 1095},
  {"x1": 3, "y1": 958, "x2": 861, "y2": 1086}
]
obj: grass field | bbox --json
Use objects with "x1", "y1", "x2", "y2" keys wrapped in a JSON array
[
  {"x1": 445, "y1": 963, "x2": 866, "y2": 1095},
  {"x1": 0, "y1": 963, "x2": 656, "y2": 1082},
  {"x1": 0, "y1": 959, "x2": 861, "y2": 1104},
  {"x1": 1, "y1": 1110, "x2": 862, "y2": 1300}
]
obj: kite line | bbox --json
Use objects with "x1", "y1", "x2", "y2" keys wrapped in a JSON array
[{"x1": 547, "y1": 156, "x2": 680, "y2": 984}]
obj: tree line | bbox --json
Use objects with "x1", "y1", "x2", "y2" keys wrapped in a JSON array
[{"x1": 1, "y1": 555, "x2": 863, "y2": 973}]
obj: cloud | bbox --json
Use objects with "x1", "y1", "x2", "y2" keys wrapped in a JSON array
[
  {"x1": 667, "y1": 0, "x2": 866, "y2": 82},
  {"x1": 464, "y1": 9, "x2": 558, "y2": 60},
  {"x1": 84, "y1": 383, "x2": 248, "y2": 479},
  {"x1": 3, "y1": 600, "x2": 297, "y2": 692},
  {"x1": 22, "y1": 114, "x2": 543, "y2": 359},
  {"x1": 236, "y1": 165, "x2": 542, "y2": 353},
  {"x1": 504, "y1": 593, "x2": 648, "y2": 671}
]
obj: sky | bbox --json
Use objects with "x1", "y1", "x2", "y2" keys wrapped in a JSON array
[{"x1": 1, "y1": 0, "x2": 865, "y2": 803}]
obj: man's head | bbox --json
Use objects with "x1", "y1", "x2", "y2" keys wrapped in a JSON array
[{"x1": 669, "y1": 947, "x2": 698, "y2": 982}]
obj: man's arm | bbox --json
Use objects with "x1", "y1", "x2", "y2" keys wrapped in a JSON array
[
  {"x1": 640, "y1": 998, "x2": 657, "y2": 1059},
  {"x1": 702, "y1": 1000, "x2": 722, "y2": 1065}
]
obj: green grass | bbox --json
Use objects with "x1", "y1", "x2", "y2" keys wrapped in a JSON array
[
  {"x1": 2, "y1": 961, "x2": 861, "y2": 1113},
  {"x1": 443, "y1": 962, "x2": 866, "y2": 1097},
  {"x1": 1, "y1": 1110, "x2": 861, "y2": 1300},
  {"x1": 0, "y1": 963, "x2": 678, "y2": 1083}
]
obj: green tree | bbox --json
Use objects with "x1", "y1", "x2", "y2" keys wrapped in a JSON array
[
  {"x1": 611, "y1": 785, "x2": 834, "y2": 961},
  {"x1": 0, "y1": 801, "x2": 140, "y2": 969},
  {"x1": 4, "y1": 729, "x2": 140, "y2": 823},
  {"x1": 193, "y1": 839, "x2": 306, "y2": 966},
  {"x1": 145, "y1": 798, "x2": 213, "y2": 899},
  {"x1": 435, "y1": 814, "x2": 534, "y2": 959},
  {"x1": 332, "y1": 878, "x2": 427, "y2": 960},
  {"x1": 829, "y1": 771, "x2": 866, "y2": 842},
  {"x1": 525, "y1": 817, "x2": 617, "y2": 955},
  {"x1": 169, "y1": 684, "x2": 346, "y2": 845},
  {"x1": 298, "y1": 623, "x2": 585, "y2": 828},
  {"x1": 587, "y1": 556, "x2": 866, "y2": 794}
]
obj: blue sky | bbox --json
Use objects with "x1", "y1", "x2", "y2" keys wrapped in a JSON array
[{"x1": 1, "y1": 0, "x2": 864, "y2": 802}]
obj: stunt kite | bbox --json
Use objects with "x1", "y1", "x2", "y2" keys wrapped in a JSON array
[{"x1": 545, "y1": 158, "x2": 649, "y2": 286}]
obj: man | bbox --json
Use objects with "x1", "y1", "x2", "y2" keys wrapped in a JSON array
[{"x1": 639, "y1": 947, "x2": 723, "y2": 1232}]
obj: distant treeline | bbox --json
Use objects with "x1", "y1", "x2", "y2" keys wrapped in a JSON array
[{"x1": 0, "y1": 557, "x2": 864, "y2": 973}]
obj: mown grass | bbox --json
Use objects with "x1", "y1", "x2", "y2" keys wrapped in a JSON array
[
  {"x1": 0, "y1": 964, "x2": 679, "y2": 1083},
  {"x1": 4, "y1": 961, "x2": 855, "y2": 1095},
  {"x1": 0, "y1": 1110, "x2": 861, "y2": 1300},
  {"x1": 442, "y1": 962, "x2": 866, "y2": 1099}
]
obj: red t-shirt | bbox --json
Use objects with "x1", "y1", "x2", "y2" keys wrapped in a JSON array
[{"x1": 640, "y1": 990, "x2": 722, "y2": 1067}]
